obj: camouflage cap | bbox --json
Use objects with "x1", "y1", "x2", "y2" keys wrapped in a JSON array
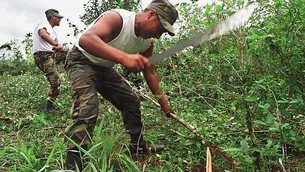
[
  {"x1": 45, "y1": 9, "x2": 64, "y2": 19},
  {"x1": 146, "y1": 0, "x2": 178, "y2": 36}
]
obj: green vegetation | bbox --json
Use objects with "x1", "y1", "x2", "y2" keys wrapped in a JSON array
[{"x1": 1, "y1": 0, "x2": 304, "y2": 171}]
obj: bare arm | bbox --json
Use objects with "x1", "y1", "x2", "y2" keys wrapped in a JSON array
[
  {"x1": 39, "y1": 28, "x2": 62, "y2": 52},
  {"x1": 142, "y1": 41, "x2": 172, "y2": 114},
  {"x1": 79, "y1": 11, "x2": 149, "y2": 72},
  {"x1": 39, "y1": 28, "x2": 58, "y2": 46}
]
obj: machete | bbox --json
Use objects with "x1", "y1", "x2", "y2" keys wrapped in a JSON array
[{"x1": 149, "y1": 4, "x2": 256, "y2": 63}]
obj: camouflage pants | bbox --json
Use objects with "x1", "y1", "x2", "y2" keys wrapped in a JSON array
[
  {"x1": 64, "y1": 46, "x2": 143, "y2": 149},
  {"x1": 34, "y1": 51, "x2": 66, "y2": 101}
]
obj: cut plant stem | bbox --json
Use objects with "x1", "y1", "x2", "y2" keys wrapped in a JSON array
[{"x1": 124, "y1": 78, "x2": 236, "y2": 165}]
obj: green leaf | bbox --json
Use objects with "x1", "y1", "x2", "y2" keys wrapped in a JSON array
[
  {"x1": 245, "y1": 96, "x2": 259, "y2": 102},
  {"x1": 254, "y1": 120, "x2": 267, "y2": 126},
  {"x1": 256, "y1": 78, "x2": 265, "y2": 84},
  {"x1": 269, "y1": 127, "x2": 279, "y2": 131},
  {"x1": 278, "y1": 99, "x2": 289, "y2": 103},
  {"x1": 249, "y1": 34, "x2": 260, "y2": 40},
  {"x1": 257, "y1": 84, "x2": 267, "y2": 90},
  {"x1": 237, "y1": 0, "x2": 243, "y2": 6},
  {"x1": 290, "y1": 99, "x2": 301, "y2": 104},
  {"x1": 240, "y1": 139, "x2": 248, "y2": 151},
  {"x1": 258, "y1": 103, "x2": 270, "y2": 110},
  {"x1": 289, "y1": 130, "x2": 296, "y2": 137},
  {"x1": 223, "y1": 148, "x2": 242, "y2": 152},
  {"x1": 216, "y1": 5, "x2": 223, "y2": 12},
  {"x1": 17, "y1": 119, "x2": 23, "y2": 130},
  {"x1": 208, "y1": 65, "x2": 213, "y2": 72},
  {"x1": 281, "y1": 123, "x2": 289, "y2": 129},
  {"x1": 266, "y1": 113, "x2": 274, "y2": 123},
  {"x1": 183, "y1": 140, "x2": 194, "y2": 146},
  {"x1": 266, "y1": 140, "x2": 273, "y2": 148}
]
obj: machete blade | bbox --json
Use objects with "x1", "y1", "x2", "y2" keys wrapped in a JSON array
[{"x1": 149, "y1": 4, "x2": 256, "y2": 63}]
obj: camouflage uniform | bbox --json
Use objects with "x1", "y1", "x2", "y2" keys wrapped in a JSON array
[
  {"x1": 34, "y1": 51, "x2": 66, "y2": 101},
  {"x1": 64, "y1": 46, "x2": 143, "y2": 149}
]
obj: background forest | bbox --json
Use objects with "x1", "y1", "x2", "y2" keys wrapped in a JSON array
[{"x1": 0, "y1": 0, "x2": 304, "y2": 171}]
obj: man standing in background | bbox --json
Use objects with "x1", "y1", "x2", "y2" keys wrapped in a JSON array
[{"x1": 32, "y1": 9, "x2": 67, "y2": 111}]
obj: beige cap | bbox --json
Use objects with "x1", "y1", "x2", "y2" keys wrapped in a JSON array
[
  {"x1": 45, "y1": 9, "x2": 64, "y2": 19},
  {"x1": 146, "y1": 0, "x2": 179, "y2": 36}
]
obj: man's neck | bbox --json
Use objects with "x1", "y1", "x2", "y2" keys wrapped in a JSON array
[
  {"x1": 48, "y1": 20, "x2": 55, "y2": 28},
  {"x1": 134, "y1": 13, "x2": 141, "y2": 37}
]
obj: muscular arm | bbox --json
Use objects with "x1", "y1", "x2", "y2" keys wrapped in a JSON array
[
  {"x1": 39, "y1": 28, "x2": 63, "y2": 52},
  {"x1": 142, "y1": 41, "x2": 172, "y2": 113},
  {"x1": 79, "y1": 11, "x2": 149, "y2": 72}
]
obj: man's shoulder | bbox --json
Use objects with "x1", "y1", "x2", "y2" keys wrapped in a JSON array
[
  {"x1": 111, "y1": 9, "x2": 134, "y2": 17},
  {"x1": 36, "y1": 20, "x2": 50, "y2": 27},
  {"x1": 112, "y1": 9, "x2": 132, "y2": 13},
  {"x1": 35, "y1": 20, "x2": 52, "y2": 31}
]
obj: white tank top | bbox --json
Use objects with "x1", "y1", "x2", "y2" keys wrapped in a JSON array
[
  {"x1": 32, "y1": 20, "x2": 57, "y2": 53},
  {"x1": 76, "y1": 9, "x2": 152, "y2": 67}
]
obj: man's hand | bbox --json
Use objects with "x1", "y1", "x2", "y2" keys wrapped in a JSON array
[
  {"x1": 121, "y1": 54, "x2": 150, "y2": 73},
  {"x1": 161, "y1": 106, "x2": 174, "y2": 118},
  {"x1": 52, "y1": 44, "x2": 63, "y2": 52}
]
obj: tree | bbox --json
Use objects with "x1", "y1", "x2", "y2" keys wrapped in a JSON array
[{"x1": 80, "y1": 0, "x2": 142, "y2": 25}]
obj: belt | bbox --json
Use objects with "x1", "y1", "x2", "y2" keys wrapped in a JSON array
[{"x1": 33, "y1": 51, "x2": 53, "y2": 55}]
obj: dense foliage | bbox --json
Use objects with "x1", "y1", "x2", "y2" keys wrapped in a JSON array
[
  {"x1": 80, "y1": 0, "x2": 142, "y2": 25},
  {"x1": 0, "y1": 0, "x2": 304, "y2": 171}
]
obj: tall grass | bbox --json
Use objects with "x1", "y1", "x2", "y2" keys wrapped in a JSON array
[{"x1": 0, "y1": 73, "x2": 175, "y2": 171}]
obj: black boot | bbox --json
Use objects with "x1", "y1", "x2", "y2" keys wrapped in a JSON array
[
  {"x1": 45, "y1": 100, "x2": 59, "y2": 111},
  {"x1": 45, "y1": 100, "x2": 55, "y2": 111},
  {"x1": 65, "y1": 146, "x2": 87, "y2": 171},
  {"x1": 129, "y1": 140, "x2": 164, "y2": 156}
]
